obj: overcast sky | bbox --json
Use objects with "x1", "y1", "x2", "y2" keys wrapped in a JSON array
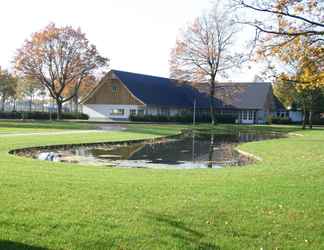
[{"x1": 1, "y1": 0, "x2": 261, "y2": 81}]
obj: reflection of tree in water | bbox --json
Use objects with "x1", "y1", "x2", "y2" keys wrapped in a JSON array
[
  {"x1": 207, "y1": 134, "x2": 214, "y2": 168},
  {"x1": 84, "y1": 133, "x2": 244, "y2": 167},
  {"x1": 50, "y1": 132, "x2": 281, "y2": 168}
]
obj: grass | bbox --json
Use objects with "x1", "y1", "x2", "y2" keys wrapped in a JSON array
[
  {"x1": 0, "y1": 121, "x2": 324, "y2": 249},
  {"x1": 0, "y1": 120, "x2": 95, "y2": 134}
]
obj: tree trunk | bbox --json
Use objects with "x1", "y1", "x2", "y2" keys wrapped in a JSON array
[
  {"x1": 208, "y1": 134, "x2": 214, "y2": 168},
  {"x1": 209, "y1": 82, "x2": 216, "y2": 125},
  {"x1": 73, "y1": 93, "x2": 79, "y2": 113},
  {"x1": 1, "y1": 97, "x2": 5, "y2": 112},
  {"x1": 56, "y1": 99, "x2": 63, "y2": 120},
  {"x1": 12, "y1": 99, "x2": 16, "y2": 112},
  {"x1": 302, "y1": 105, "x2": 306, "y2": 130},
  {"x1": 308, "y1": 109, "x2": 313, "y2": 129},
  {"x1": 29, "y1": 96, "x2": 33, "y2": 112}
]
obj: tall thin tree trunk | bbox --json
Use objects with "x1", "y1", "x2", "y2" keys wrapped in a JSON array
[
  {"x1": 12, "y1": 99, "x2": 16, "y2": 112},
  {"x1": 309, "y1": 109, "x2": 313, "y2": 129},
  {"x1": 209, "y1": 81, "x2": 216, "y2": 125},
  {"x1": 74, "y1": 93, "x2": 79, "y2": 113},
  {"x1": 1, "y1": 96, "x2": 5, "y2": 112},
  {"x1": 302, "y1": 105, "x2": 307, "y2": 130},
  {"x1": 56, "y1": 99, "x2": 63, "y2": 120},
  {"x1": 29, "y1": 96, "x2": 33, "y2": 112}
]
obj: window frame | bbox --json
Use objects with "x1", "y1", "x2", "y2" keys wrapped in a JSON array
[{"x1": 110, "y1": 108, "x2": 125, "y2": 116}]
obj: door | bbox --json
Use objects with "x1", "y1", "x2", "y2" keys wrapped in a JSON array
[{"x1": 240, "y1": 110, "x2": 255, "y2": 124}]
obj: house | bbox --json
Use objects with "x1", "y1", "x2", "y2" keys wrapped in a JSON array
[{"x1": 81, "y1": 70, "x2": 286, "y2": 124}]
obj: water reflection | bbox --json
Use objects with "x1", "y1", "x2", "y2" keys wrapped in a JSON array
[{"x1": 30, "y1": 132, "x2": 283, "y2": 169}]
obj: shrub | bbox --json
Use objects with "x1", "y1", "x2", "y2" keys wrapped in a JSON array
[
  {"x1": 0, "y1": 111, "x2": 89, "y2": 120},
  {"x1": 130, "y1": 114, "x2": 237, "y2": 123},
  {"x1": 271, "y1": 116, "x2": 292, "y2": 124}
]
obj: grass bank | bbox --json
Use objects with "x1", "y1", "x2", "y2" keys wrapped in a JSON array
[{"x1": 0, "y1": 122, "x2": 323, "y2": 249}]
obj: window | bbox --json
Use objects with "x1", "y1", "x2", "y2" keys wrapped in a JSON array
[
  {"x1": 161, "y1": 108, "x2": 170, "y2": 116},
  {"x1": 137, "y1": 109, "x2": 145, "y2": 116},
  {"x1": 243, "y1": 111, "x2": 247, "y2": 120},
  {"x1": 248, "y1": 111, "x2": 254, "y2": 120},
  {"x1": 112, "y1": 84, "x2": 118, "y2": 93},
  {"x1": 111, "y1": 109, "x2": 124, "y2": 116},
  {"x1": 130, "y1": 109, "x2": 137, "y2": 116}
]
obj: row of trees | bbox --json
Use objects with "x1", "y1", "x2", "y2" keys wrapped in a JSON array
[{"x1": 170, "y1": 0, "x2": 324, "y2": 128}]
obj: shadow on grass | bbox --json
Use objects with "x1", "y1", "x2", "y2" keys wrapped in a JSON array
[
  {"x1": 0, "y1": 241, "x2": 47, "y2": 250},
  {"x1": 146, "y1": 212, "x2": 220, "y2": 250}
]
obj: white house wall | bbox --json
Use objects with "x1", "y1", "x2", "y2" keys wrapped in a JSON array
[
  {"x1": 83, "y1": 104, "x2": 142, "y2": 120},
  {"x1": 145, "y1": 106, "x2": 187, "y2": 116},
  {"x1": 289, "y1": 111, "x2": 303, "y2": 122}
]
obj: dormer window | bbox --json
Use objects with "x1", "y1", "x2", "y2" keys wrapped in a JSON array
[{"x1": 112, "y1": 84, "x2": 117, "y2": 93}]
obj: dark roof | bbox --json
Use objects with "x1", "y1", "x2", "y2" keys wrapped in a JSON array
[
  {"x1": 220, "y1": 82, "x2": 272, "y2": 110},
  {"x1": 112, "y1": 70, "x2": 278, "y2": 110},
  {"x1": 113, "y1": 70, "x2": 214, "y2": 108}
]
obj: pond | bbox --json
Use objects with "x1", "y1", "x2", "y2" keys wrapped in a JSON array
[{"x1": 13, "y1": 131, "x2": 284, "y2": 169}]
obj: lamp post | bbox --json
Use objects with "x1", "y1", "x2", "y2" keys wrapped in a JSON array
[{"x1": 193, "y1": 97, "x2": 196, "y2": 126}]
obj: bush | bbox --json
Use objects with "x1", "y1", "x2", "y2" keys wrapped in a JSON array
[
  {"x1": 130, "y1": 114, "x2": 237, "y2": 123},
  {"x1": 271, "y1": 116, "x2": 292, "y2": 124},
  {"x1": 0, "y1": 111, "x2": 89, "y2": 120}
]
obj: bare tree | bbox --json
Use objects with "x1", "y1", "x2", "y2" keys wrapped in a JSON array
[
  {"x1": 15, "y1": 23, "x2": 109, "y2": 119},
  {"x1": 237, "y1": 0, "x2": 324, "y2": 50},
  {"x1": 170, "y1": 1, "x2": 246, "y2": 124}
]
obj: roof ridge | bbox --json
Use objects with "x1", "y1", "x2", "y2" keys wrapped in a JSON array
[
  {"x1": 112, "y1": 70, "x2": 272, "y2": 85},
  {"x1": 112, "y1": 69, "x2": 171, "y2": 81}
]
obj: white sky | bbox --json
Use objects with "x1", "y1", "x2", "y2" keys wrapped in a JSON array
[{"x1": 0, "y1": 0, "x2": 262, "y2": 81}]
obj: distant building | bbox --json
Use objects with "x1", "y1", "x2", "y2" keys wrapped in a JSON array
[{"x1": 81, "y1": 70, "x2": 288, "y2": 124}]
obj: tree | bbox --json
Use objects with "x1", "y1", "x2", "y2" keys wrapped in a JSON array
[
  {"x1": 15, "y1": 23, "x2": 109, "y2": 119},
  {"x1": 238, "y1": 0, "x2": 324, "y2": 50},
  {"x1": 273, "y1": 73, "x2": 296, "y2": 108},
  {"x1": 61, "y1": 75, "x2": 97, "y2": 113},
  {"x1": 16, "y1": 77, "x2": 42, "y2": 112},
  {"x1": 237, "y1": 0, "x2": 324, "y2": 128},
  {"x1": 0, "y1": 69, "x2": 17, "y2": 112},
  {"x1": 273, "y1": 37, "x2": 324, "y2": 129},
  {"x1": 170, "y1": 1, "x2": 246, "y2": 125}
]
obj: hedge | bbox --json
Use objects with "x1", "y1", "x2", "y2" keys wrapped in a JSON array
[
  {"x1": 270, "y1": 117, "x2": 293, "y2": 125},
  {"x1": 0, "y1": 112, "x2": 89, "y2": 120},
  {"x1": 130, "y1": 114, "x2": 237, "y2": 123}
]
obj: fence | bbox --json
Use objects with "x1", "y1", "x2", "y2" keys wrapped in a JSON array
[{"x1": 0, "y1": 100, "x2": 77, "y2": 113}]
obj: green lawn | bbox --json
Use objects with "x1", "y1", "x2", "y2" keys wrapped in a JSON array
[
  {"x1": 0, "y1": 120, "x2": 95, "y2": 134},
  {"x1": 0, "y1": 122, "x2": 323, "y2": 250}
]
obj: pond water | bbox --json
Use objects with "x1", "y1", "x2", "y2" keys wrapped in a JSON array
[{"x1": 20, "y1": 131, "x2": 283, "y2": 169}]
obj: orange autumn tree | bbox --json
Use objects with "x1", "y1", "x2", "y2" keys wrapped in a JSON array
[
  {"x1": 237, "y1": 0, "x2": 324, "y2": 128},
  {"x1": 272, "y1": 37, "x2": 324, "y2": 128},
  {"x1": 15, "y1": 23, "x2": 109, "y2": 119},
  {"x1": 170, "y1": 1, "x2": 246, "y2": 124}
]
